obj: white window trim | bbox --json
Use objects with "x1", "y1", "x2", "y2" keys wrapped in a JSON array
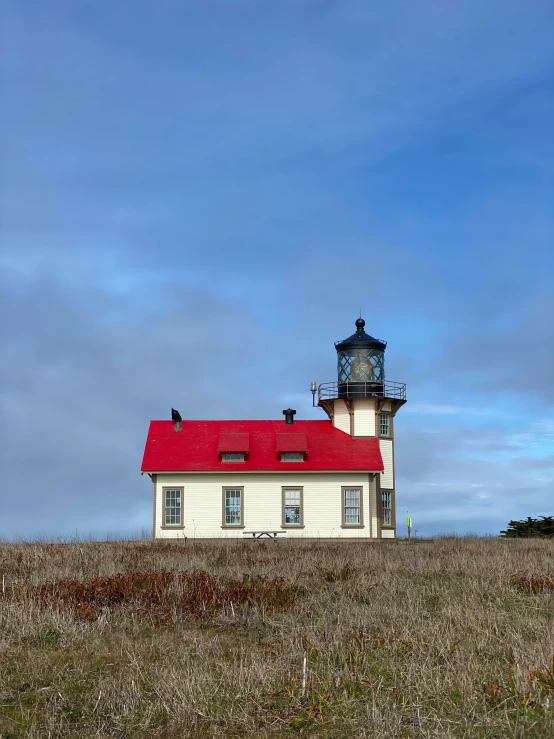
[
  {"x1": 381, "y1": 489, "x2": 394, "y2": 528},
  {"x1": 280, "y1": 451, "x2": 305, "y2": 462},
  {"x1": 161, "y1": 487, "x2": 184, "y2": 529},
  {"x1": 221, "y1": 452, "x2": 246, "y2": 462},
  {"x1": 222, "y1": 487, "x2": 244, "y2": 528},
  {"x1": 341, "y1": 486, "x2": 364, "y2": 528},
  {"x1": 282, "y1": 486, "x2": 304, "y2": 528}
]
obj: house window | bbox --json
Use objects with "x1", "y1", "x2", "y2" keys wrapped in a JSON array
[
  {"x1": 381, "y1": 490, "x2": 393, "y2": 527},
  {"x1": 222, "y1": 452, "x2": 245, "y2": 462},
  {"x1": 342, "y1": 487, "x2": 363, "y2": 527},
  {"x1": 281, "y1": 452, "x2": 304, "y2": 462},
  {"x1": 380, "y1": 413, "x2": 390, "y2": 436},
  {"x1": 282, "y1": 487, "x2": 303, "y2": 527},
  {"x1": 222, "y1": 487, "x2": 244, "y2": 527},
  {"x1": 162, "y1": 487, "x2": 184, "y2": 528}
]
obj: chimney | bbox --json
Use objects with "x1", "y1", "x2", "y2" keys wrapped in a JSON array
[
  {"x1": 171, "y1": 407, "x2": 182, "y2": 432},
  {"x1": 282, "y1": 408, "x2": 296, "y2": 425}
]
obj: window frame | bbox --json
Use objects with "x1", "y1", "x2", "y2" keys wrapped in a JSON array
[
  {"x1": 380, "y1": 488, "x2": 395, "y2": 530},
  {"x1": 161, "y1": 486, "x2": 185, "y2": 530},
  {"x1": 341, "y1": 486, "x2": 364, "y2": 529},
  {"x1": 221, "y1": 452, "x2": 246, "y2": 463},
  {"x1": 379, "y1": 413, "x2": 390, "y2": 437},
  {"x1": 281, "y1": 486, "x2": 305, "y2": 528},
  {"x1": 221, "y1": 486, "x2": 245, "y2": 529},
  {"x1": 280, "y1": 451, "x2": 305, "y2": 462}
]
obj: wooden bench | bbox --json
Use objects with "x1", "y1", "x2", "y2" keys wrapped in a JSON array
[{"x1": 243, "y1": 531, "x2": 287, "y2": 540}]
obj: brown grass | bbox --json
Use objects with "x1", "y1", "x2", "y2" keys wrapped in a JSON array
[{"x1": 0, "y1": 536, "x2": 553, "y2": 738}]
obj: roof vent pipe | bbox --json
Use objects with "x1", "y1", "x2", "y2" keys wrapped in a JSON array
[{"x1": 282, "y1": 408, "x2": 296, "y2": 425}]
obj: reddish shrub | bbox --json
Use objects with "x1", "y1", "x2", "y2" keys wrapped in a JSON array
[
  {"x1": 511, "y1": 571, "x2": 554, "y2": 594},
  {"x1": 15, "y1": 570, "x2": 296, "y2": 625}
]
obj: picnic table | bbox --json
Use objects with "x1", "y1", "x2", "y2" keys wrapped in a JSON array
[{"x1": 243, "y1": 531, "x2": 287, "y2": 540}]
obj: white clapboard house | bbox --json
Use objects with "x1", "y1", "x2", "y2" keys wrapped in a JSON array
[{"x1": 141, "y1": 318, "x2": 406, "y2": 539}]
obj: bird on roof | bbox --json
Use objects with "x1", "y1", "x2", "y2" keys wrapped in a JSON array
[{"x1": 171, "y1": 408, "x2": 182, "y2": 423}]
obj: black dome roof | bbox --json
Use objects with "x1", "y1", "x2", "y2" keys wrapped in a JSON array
[{"x1": 334, "y1": 318, "x2": 387, "y2": 352}]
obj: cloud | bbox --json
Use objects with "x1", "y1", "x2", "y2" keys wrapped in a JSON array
[
  {"x1": 0, "y1": 272, "x2": 285, "y2": 537},
  {"x1": 395, "y1": 425, "x2": 554, "y2": 536},
  {"x1": 406, "y1": 404, "x2": 494, "y2": 417},
  {"x1": 436, "y1": 282, "x2": 554, "y2": 405}
]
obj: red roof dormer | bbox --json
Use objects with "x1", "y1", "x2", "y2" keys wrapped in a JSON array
[
  {"x1": 275, "y1": 432, "x2": 308, "y2": 452},
  {"x1": 217, "y1": 432, "x2": 250, "y2": 453}
]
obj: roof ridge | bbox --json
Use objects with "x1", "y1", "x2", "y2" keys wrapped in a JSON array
[{"x1": 150, "y1": 419, "x2": 331, "y2": 423}]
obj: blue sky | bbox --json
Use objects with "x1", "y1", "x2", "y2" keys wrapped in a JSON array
[{"x1": 1, "y1": 0, "x2": 553, "y2": 538}]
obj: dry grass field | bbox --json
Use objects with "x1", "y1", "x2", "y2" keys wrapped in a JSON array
[{"x1": 0, "y1": 536, "x2": 553, "y2": 738}]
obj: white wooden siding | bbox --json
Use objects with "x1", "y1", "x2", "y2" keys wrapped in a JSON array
[
  {"x1": 333, "y1": 400, "x2": 351, "y2": 435},
  {"x1": 382, "y1": 529, "x2": 395, "y2": 538},
  {"x1": 379, "y1": 439, "x2": 394, "y2": 488},
  {"x1": 153, "y1": 472, "x2": 378, "y2": 539},
  {"x1": 370, "y1": 476, "x2": 378, "y2": 538},
  {"x1": 352, "y1": 398, "x2": 376, "y2": 436}
]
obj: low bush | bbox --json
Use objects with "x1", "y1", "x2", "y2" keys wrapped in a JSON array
[
  {"x1": 511, "y1": 571, "x2": 554, "y2": 594},
  {"x1": 9, "y1": 569, "x2": 297, "y2": 624}
]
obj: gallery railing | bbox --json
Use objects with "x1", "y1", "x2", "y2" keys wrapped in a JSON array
[{"x1": 318, "y1": 380, "x2": 407, "y2": 402}]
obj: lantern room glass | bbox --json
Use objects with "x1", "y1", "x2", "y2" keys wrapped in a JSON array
[{"x1": 337, "y1": 348, "x2": 385, "y2": 383}]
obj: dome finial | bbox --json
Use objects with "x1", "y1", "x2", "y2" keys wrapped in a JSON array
[{"x1": 355, "y1": 317, "x2": 365, "y2": 333}]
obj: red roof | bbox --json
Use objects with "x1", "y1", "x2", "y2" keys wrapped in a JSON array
[
  {"x1": 217, "y1": 432, "x2": 250, "y2": 452},
  {"x1": 142, "y1": 420, "x2": 383, "y2": 472},
  {"x1": 276, "y1": 432, "x2": 308, "y2": 452}
]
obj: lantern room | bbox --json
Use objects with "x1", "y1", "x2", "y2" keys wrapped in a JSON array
[
  {"x1": 316, "y1": 317, "x2": 406, "y2": 421},
  {"x1": 335, "y1": 318, "x2": 386, "y2": 398}
]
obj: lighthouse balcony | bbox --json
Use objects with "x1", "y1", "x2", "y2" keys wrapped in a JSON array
[
  {"x1": 318, "y1": 380, "x2": 407, "y2": 402},
  {"x1": 317, "y1": 380, "x2": 406, "y2": 420}
]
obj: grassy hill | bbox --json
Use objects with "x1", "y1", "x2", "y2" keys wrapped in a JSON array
[{"x1": 1, "y1": 536, "x2": 553, "y2": 738}]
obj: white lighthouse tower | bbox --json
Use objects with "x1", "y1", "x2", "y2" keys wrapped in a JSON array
[{"x1": 317, "y1": 318, "x2": 406, "y2": 537}]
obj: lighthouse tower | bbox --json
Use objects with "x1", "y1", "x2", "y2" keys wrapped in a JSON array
[{"x1": 317, "y1": 318, "x2": 406, "y2": 536}]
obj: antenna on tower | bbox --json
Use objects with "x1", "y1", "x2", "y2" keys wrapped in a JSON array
[{"x1": 310, "y1": 381, "x2": 317, "y2": 407}]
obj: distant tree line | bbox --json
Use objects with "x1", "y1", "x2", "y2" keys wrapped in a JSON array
[{"x1": 500, "y1": 516, "x2": 554, "y2": 538}]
